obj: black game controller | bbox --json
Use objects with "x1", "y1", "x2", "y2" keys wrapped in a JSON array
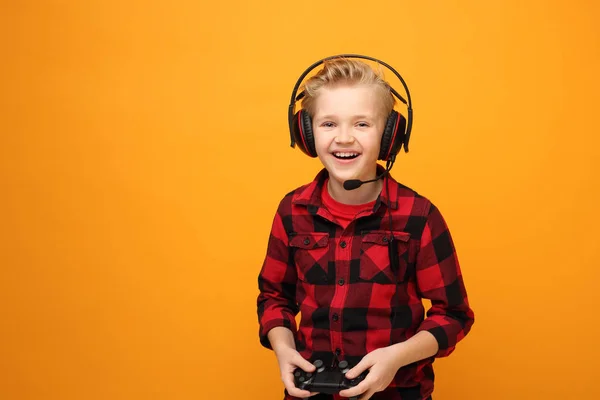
[{"x1": 293, "y1": 359, "x2": 368, "y2": 400}]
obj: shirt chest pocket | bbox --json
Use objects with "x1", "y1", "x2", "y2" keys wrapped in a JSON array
[
  {"x1": 289, "y1": 232, "x2": 330, "y2": 284},
  {"x1": 360, "y1": 230, "x2": 411, "y2": 284}
]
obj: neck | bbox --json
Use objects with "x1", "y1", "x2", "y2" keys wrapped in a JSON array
[{"x1": 327, "y1": 176, "x2": 383, "y2": 205}]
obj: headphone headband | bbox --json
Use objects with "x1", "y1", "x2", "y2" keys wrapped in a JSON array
[{"x1": 287, "y1": 54, "x2": 413, "y2": 151}]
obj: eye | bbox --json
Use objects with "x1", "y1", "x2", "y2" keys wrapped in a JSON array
[
  {"x1": 356, "y1": 122, "x2": 370, "y2": 128},
  {"x1": 321, "y1": 122, "x2": 335, "y2": 128}
]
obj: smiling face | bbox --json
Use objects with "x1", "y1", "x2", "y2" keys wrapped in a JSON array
[{"x1": 312, "y1": 83, "x2": 387, "y2": 187}]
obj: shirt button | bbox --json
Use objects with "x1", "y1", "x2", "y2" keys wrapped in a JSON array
[
  {"x1": 338, "y1": 278, "x2": 345, "y2": 286},
  {"x1": 340, "y1": 241, "x2": 347, "y2": 248},
  {"x1": 332, "y1": 313, "x2": 339, "y2": 322},
  {"x1": 303, "y1": 238, "x2": 310, "y2": 245}
]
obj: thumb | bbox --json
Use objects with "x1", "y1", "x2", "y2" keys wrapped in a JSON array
[
  {"x1": 345, "y1": 357, "x2": 373, "y2": 379},
  {"x1": 293, "y1": 354, "x2": 316, "y2": 372}
]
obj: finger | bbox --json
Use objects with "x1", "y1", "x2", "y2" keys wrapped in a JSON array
[
  {"x1": 282, "y1": 373, "x2": 313, "y2": 398},
  {"x1": 345, "y1": 357, "x2": 374, "y2": 379},
  {"x1": 338, "y1": 378, "x2": 371, "y2": 398},
  {"x1": 292, "y1": 354, "x2": 316, "y2": 372},
  {"x1": 284, "y1": 384, "x2": 314, "y2": 398}
]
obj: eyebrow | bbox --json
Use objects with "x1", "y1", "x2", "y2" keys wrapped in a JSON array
[{"x1": 315, "y1": 114, "x2": 375, "y2": 121}]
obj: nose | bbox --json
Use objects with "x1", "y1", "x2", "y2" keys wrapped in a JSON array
[{"x1": 334, "y1": 124, "x2": 355, "y2": 144}]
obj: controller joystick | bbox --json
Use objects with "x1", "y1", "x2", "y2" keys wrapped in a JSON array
[
  {"x1": 314, "y1": 359, "x2": 325, "y2": 373},
  {"x1": 338, "y1": 360, "x2": 349, "y2": 374}
]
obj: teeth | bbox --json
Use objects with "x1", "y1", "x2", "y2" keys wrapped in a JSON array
[{"x1": 334, "y1": 152, "x2": 359, "y2": 158}]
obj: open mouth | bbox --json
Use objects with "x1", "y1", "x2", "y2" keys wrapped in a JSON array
[{"x1": 332, "y1": 152, "x2": 360, "y2": 160}]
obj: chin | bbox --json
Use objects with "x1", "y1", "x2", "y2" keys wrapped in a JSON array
[{"x1": 326, "y1": 168, "x2": 358, "y2": 186}]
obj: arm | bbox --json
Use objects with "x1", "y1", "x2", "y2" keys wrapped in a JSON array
[
  {"x1": 386, "y1": 330, "x2": 439, "y2": 367},
  {"x1": 257, "y1": 207, "x2": 299, "y2": 349},
  {"x1": 257, "y1": 207, "x2": 317, "y2": 398},
  {"x1": 267, "y1": 326, "x2": 297, "y2": 352},
  {"x1": 414, "y1": 203, "x2": 475, "y2": 358}
]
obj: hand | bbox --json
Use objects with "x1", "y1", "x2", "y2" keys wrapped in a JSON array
[
  {"x1": 274, "y1": 346, "x2": 318, "y2": 398},
  {"x1": 338, "y1": 345, "x2": 406, "y2": 400}
]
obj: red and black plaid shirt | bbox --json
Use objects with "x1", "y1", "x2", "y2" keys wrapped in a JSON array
[{"x1": 257, "y1": 165, "x2": 475, "y2": 399}]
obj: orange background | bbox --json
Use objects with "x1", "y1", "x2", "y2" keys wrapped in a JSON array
[{"x1": 1, "y1": 1, "x2": 599, "y2": 399}]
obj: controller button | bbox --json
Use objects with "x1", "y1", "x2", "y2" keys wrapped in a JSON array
[
  {"x1": 338, "y1": 360, "x2": 348, "y2": 369},
  {"x1": 314, "y1": 360, "x2": 323, "y2": 368},
  {"x1": 294, "y1": 370, "x2": 301, "y2": 377}
]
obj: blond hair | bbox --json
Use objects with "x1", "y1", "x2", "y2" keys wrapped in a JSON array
[{"x1": 300, "y1": 57, "x2": 396, "y2": 119}]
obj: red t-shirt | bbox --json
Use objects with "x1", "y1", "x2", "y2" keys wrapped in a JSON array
[{"x1": 321, "y1": 178, "x2": 377, "y2": 229}]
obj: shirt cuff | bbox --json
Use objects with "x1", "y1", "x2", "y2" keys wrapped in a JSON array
[
  {"x1": 259, "y1": 317, "x2": 298, "y2": 350},
  {"x1": 416, "y1": 320, "x2": 455, "y2": 358}
]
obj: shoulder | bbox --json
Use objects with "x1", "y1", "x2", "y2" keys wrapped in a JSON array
[
  {"x1": 391, "y1": 179, "x2": 436, "y2": 217},
  {"x1": 272, "y1": 181, "x2": 313, "y2": 215},
  {"x1": 392, "y1": 180, "x2": 455, "y2": 242},
  {"x1": 390, "y1": 179, "x2": 454, "y2": 240},
  {"x1": 267, "y1": 181, "x2": 317, "y2": 236}
]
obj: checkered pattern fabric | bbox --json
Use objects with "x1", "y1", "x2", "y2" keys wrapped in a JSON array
[{"x1": 257, "y1": 166, "x2": 474, "y2": 399}]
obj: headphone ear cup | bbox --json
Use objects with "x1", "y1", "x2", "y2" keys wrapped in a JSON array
[
  {"x1": 291, "y1": 110, "x2": 317, "y2": 157},
  {"x1": 379, "y1": 111, "x2": 407, "y2": 161},
  {"x1": 379, "y1": 111, "x2": 398, "y2": 161},
  {"x1": 300, "y1": 110, "x2": 317, "y2": 157}
]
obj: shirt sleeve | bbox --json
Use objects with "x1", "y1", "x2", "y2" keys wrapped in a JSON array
[
  {"x1": 256, "y1": 204, "x2": 299, "y2": 350},
  {"x1": 415, "y1": 202, "x2": 475, "y2": 357}
]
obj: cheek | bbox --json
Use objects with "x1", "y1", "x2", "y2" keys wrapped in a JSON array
[
  {"x1": 362, "y1": 134, "x2": 383, "y2": 157},
  {"x1": 313, "y1": 130, "x2": 330, "y2": 155}
]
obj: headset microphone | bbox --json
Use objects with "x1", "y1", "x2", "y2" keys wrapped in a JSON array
[
  {"x1": 343, "y1": 156, "x2": 396, "y2": 191},
  {"x1": 342, "y1": 179, "x2": 366, "y2": 191}
]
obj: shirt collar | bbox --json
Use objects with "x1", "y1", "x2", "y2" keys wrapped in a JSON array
[{"x1": 291, "y1": 164, "x2": 399, "y2": 212}]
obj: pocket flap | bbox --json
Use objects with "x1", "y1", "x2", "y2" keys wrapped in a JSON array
[
  {"x1": 290, "y1": 232, "x2": 329, "y2": 249},
  {"x1": 361, "y1": 230, "x2": 410, "y2": 245}
]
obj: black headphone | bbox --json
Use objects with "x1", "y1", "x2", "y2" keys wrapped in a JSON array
[{"x1": 288, "y1": 54, "x2": 413, "y2": 161}]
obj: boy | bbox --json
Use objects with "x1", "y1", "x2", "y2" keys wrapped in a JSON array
[{"x1": 257, "y1": 55, "x2": 474, "y2": 400}]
